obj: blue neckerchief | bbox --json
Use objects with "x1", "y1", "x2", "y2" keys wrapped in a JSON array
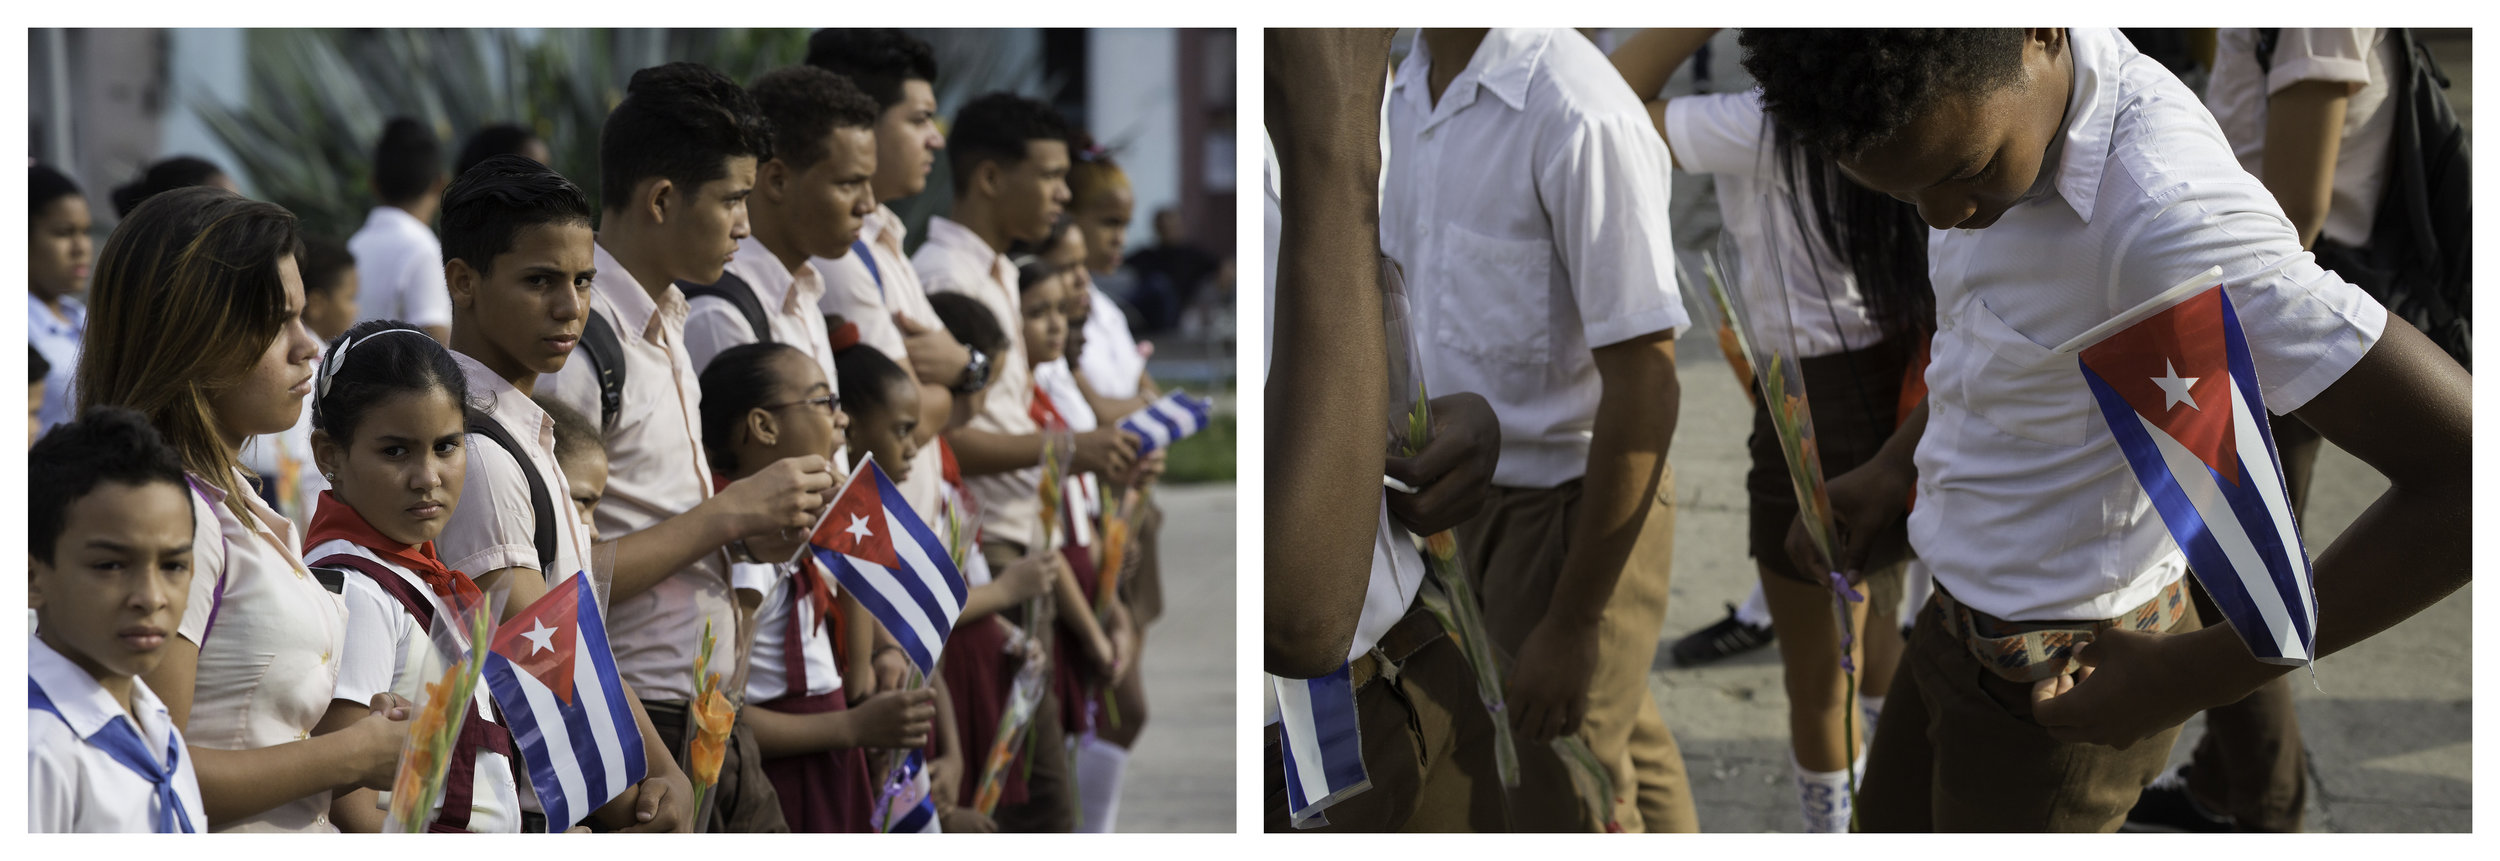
[
  {"x1": 854, "y1": 239, "x2": 885, "y2": 300},
  {"x1": 28, "y1": 677, "x2": 195, "y2": 833}
]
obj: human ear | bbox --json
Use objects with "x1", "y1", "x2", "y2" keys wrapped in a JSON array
[
  {"x1": 644, "y1": 177, "x2": 677, "y2": 225},
  {"x1": 974, "y1": 161, "x2": 1003, "y2": 200},
  {"x1": 760, "y1": 159, "x2": 791, "y2": 203},
  {"x1": 747, "y1": 407, "x2": 779, "y2": 448},
  {"x1": 445, "y1": 259, "x2": 481, "y2": 311},
  {"x1": 311, "y1": 428, "x2": 344, "y2": 484}
]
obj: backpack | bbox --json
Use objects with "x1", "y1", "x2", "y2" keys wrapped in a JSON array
[
  {"x1": 576, "y1": 309, "x2": 627, "y2": 431},
  {"x1": 463, "y1": 404, "x2": 560, "y2": 576},
  {"x1": 678, "y1": 272, "x2": 775, "y2": 348},
  {"x1": 2257, "y1": 28, "x2": 2472, "y2": 369}
]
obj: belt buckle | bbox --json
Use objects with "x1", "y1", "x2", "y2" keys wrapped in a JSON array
[{"x1": 1368, "y1": 644, "x2": 1404, "y2": 686}]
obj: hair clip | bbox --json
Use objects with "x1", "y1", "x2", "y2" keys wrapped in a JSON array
[{"x1": 317, "y1": 328, "x2": 431, "y2": 401}]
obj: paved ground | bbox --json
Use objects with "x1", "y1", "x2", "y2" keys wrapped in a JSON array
[
  {"x1": 1649, "y1": 289, "x2": 2472, "y2": 834},
  {"x1": 1114, "y1": 481, "x2": 1237, "y2": 832}
]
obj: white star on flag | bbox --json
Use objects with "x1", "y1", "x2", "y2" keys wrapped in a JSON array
[
  {"x1": 521, "y1": 618, "x2": 559, "y2": 655},
  {"x1": 2152, "y1": 359, "x2": 2200, "y2": 411},
  {"x1": 845, "y1": 513, "x2": 874, "y2": 542}
]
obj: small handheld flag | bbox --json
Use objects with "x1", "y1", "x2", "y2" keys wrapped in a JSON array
[
  {"x1": 480, "y1": 573, "x2": 647, "y2": 831},
  {"x1": 2066, "y1": 267, "x2": 2318, "y2": 666},
  {"x1": 1117, "y1": 391, "x2": 1214, "y2": 457},
  {"x1": 1271, "y1": 666, "x2": 1370, "y2": 829},
  {"x1": 804, "y1": 458, "x2": 968, "y2": 676}
]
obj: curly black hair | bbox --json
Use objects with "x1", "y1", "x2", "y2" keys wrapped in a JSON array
[
  {"x1": 750, "y1": 66, "x2": 882, "y2": 172},
  {"x1": 441, "y1": 153, "x2": 593, "y2": 277},
  {"x1": 598, "y1": 62, "x2": 773, "y2": 210},
  {"x1": 29, "y1": 406, "x2": 191, "y2": 566},
  {"x1": 946, "y1": 92, "x2": 1071, "y2": 193},
  {"x1": 1738, "y1": 28, "x2": 2029, "y2": 158},
  {"x1": 804, "y1": 28, "x2": 939, "y2": 112}
]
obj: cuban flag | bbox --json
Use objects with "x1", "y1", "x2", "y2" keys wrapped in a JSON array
[
  {"x1": 1118, "y1": 391, "x2": 1214, "y2": 457},
  {"x1": 480, "y1": 573, "x2": 647, "y2": 831},
  {"x1": 808, "y1": 458, "x2": 966, "y2": 675},
  {"x1": 2064, "y1": 268, "x2": 2317, "y2": 665},
  {"x1": 1270, "y1": 666, "x2": 1370, "y2": 829}
]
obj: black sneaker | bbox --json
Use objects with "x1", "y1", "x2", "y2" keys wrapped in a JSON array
[
  {"x1": 1670, "y1": 604, "x2": 1775, "y2": 667},
  {"x1": 2123, "y1": 766, "x2": 2236, "y2": 832}
]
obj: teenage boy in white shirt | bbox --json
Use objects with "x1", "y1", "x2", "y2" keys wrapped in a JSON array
[
  {"x1": 347, "y1": 118, "x2": 454, "y2": 343},
  {"x1": 1739, "y1": 27, "x2": 2470, "y2": 831},
  {"x1": 28, "y1": 408, "x2": 207, "y2": 833},
  {"x1": 1383, "y1": 27, "x2": 1694, "y2": 833},
  {"x1": 538, "y1": 63, "x2": 837, "y2": 833}
]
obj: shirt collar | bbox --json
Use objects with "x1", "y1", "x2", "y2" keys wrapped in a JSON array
[
  {"x1": 28, "y1": 634, "x2": 171, "y2": 743},
  {"x1": 27, "y1": 293, "x2": 85, "y2": 336},
  {"x1": 861, "y1": 205, "x2": 900, "y2": 249},
  {"x1": 1394, "y1": 28, "x2": 1545, "y2": 118},
  {"x1": 731, "y1": 234, "x2": 815, "y2": 315},
  {"x1": 2043, "y1": 27, "x2": 2122, "y2": 224},
  {"x1": 926, "y1": 216, "x2": 1016, "y2": 287},
  {"x1": 591, "y1": 240, "x2": 679, "y2": 343},
  {"x1": 367, "y1": 205, "x2": 428, "y2": 235}
]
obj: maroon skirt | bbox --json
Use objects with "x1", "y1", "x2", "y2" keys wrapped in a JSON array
[
  {"x1": 756, "y1": 690, "x2": 876, "y2": 832},
  {"x1": 1054, "y1": 541, "x2": 1105, "y2": 736},
  {"x1": 940, "y1": 613, "x2": 1026, "y2": 809}
]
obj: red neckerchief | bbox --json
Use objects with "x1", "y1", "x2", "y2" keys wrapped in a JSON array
[
  {"x1": 1028, "y1": 387, "x2": 1064, "y2": 429},
  {"x1": 303, "y1": 491, "x2": 482, "y2": 607}
]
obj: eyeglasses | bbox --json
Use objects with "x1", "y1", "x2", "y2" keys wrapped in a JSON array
[{"x1": 761, "y1": 393, "x2": 840, "y2": 415}]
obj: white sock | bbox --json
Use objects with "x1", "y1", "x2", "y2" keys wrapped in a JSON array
[
  {"x1": 1075, "y1": 735, "x2": 1131, "y2": 833},
  {"x1": 1793, "y1": 753, "x2": 1854, "y2": 833},
  {"x1": 1736, "y1": 583, "x2": 1773, "y2": 628}
]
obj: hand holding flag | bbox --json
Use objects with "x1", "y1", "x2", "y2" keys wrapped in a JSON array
[
  {"x1": 804, "y1": 457, "x2": 968, "y2": 677},
  {"x1": 1117, "y1": 390, "x2": 1214, "y2": 457}
]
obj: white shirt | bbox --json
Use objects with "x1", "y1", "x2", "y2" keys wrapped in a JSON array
[
  {"x1": 1032, "y1": 359, "x2": 1098, "y2": 432},
  {"x1": 1260, "y1": 136, "x2": 1429, "y2": 669},
  {"x1": 687, "y1": 235, "x2": 840, "y2": 387},
  {"x1": 1077, "y1": 286, "x2": 1148, "y2": 400},
  {"x1": 539, "y1": 241, "x2": 736, "y2": 702},
  {"x1": 28, "y1": 293, "x2": 85, "y2": 437},
  {"x1": 346, "y1": 206, "x2": 454, "y2": 330},
  {"x1": 311, "y1": 541, "x2": 521, "y2": 833},
  {"x1": 914, "y1": 215, "x2": 1043, "y2": 551},
  {"x1": 174, "y1": 471, "x2": 347, "y2": 832},
  {"x1": 2206, "y1": 28, "x2": 2399, "y2": 248},
  {"x1": 1664, "y1": 91, "x2": 1888, "y2": 359},
  {"x1": 1911, "y1": 28, "x2": 2386, "y2": 622},
  {"x1": 1383, "y1": 28, "x2": 1691, "y2": 488},
  {"x1": 731, "y1": 560, "x2": 845, "y2": 703},
  {"x1": 436, "y1": 351, "x2": 598, "y2": 606},
  {"x1": 28, "y1": 636, "x2": 207, "y2": 833},
  {"x1": 818, "y1": 206, "x2": 950, "y2": 524}
]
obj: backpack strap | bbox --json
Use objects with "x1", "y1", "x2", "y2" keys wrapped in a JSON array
[
  {"x1": 463, "y1": 405, "x2": 559, "y2": 575},
  {"x1": 309, "y1": 553, "x2": 513, "y2": 832},
  {"x1": 853, "y1": 239, "x2": 885, "y2": 300},
  {"x1": 679, "y1": 271, "x2": 775, "y2": 347},
  {"x1": 580, "y1": 309, "x2": 627, "y2": 432}
]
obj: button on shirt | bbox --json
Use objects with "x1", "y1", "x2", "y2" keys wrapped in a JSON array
[
  {"x1": 914, "y1": 215, "x2": 1042, "y2": 550},
  {"x1": 2207, "y1": 28, "x2": 2399, "y2": 248},
  {"x1": 1911, "y1": 28, "x2": 2386, "y2": 623},
  {"x1": 28, "y1": 635, "x2": 207, "y2": 833},
  {"x1": 1383, "y1": 28, "x2": 1690, "y2": 488},
  {"x1": 540, "y1": 242, "x2": 734, "y2": 702},
  {"x1": 346, "y1": 206, "x2": 454, "y2": 330},
  {"x1": 820, "y1": 205, "x2": 950, "y2": 525},
  {"x1": 437, "y1": 351, "x2": 596, "y2": 600},
  {"x1": 175, "y1": 471, "x2": 347, "y2": 832},
  {"x1": 29, "y1": 294, "x2": 84, "y2": 436},
  {"x1": 1664, "y1": 91, "x2": 1887, "y2": 359},
  {"x1": 314, "y1": 541, "x2": 521, "y2": 833}
]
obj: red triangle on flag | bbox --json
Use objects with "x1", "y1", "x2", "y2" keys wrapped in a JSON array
[
  {"x1": 811, "y1": 467, "x2": 901, "y2": 570},
  {"x1": 492, "y1": 575, "x2": 580, "y2": 705},
  {"x1": 2079, "y1": 286, "x2": 2239, "y2": 484}
]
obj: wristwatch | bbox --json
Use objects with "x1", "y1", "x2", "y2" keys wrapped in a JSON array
[{"x1": 952, "y1": 345, "x2": 992, "y2": 395}]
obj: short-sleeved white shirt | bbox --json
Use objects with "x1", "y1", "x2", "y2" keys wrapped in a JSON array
[
  {"x1": 28, "y1": 635, "x2": 207, "y2": 833},
  {"x1": 1664, "y1": 90, "x2": 1889, "y2": 359},
  {"x1": 731, "y1": 560, "x2": 844, "y2": 703},
  {"x1": 1911, "y1": 27, "x2": 2387, "y2": 622},
  {"x1": 687, "y1": 235, "x2": 839, "y2": 387},
  {"x1": 2206, "y1": 28, "x2": 2398, "y2": 249},
  {"x1": 1078, "y1": 286, "x2": 1148, "y2": 400},
  {"x1": 819, "y1": 206, "x2": 949, "y2": 525},
  {"x1": 309, "y1": 540, "x2": 520, "y2": 833},
  {"x1": 1382, "y1": 28, "x2": 1691, "y2": 488},
  {"x1": 436, "y1": 351, "x2": 597, "y2": 602},
  {"x1": 28, "y1": 293, "x2": 85, "y2": 437},
  {"x1": 346, "y1": 206, "x2": 454, "y2": 330},
  {"x1": 174, "y1": 470, "x2": 347, "y2": 832},
  {"x1": 914, "y1": 215, "x2": 1042, "y2": 550},
  {"x1": 539, "y1": 241, "x2": 735, "y2": 702},
  {"x1": 1032, "y1": 358, "x2": 1098, "y2": 433}
]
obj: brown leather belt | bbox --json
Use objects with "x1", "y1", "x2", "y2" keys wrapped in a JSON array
[
  {"x1": 1347, "y1": 602, "x2": 1452, "y2": 692},
  {"x1": 1933, "y1": 576, "x2": 2191, "y2": 684}
]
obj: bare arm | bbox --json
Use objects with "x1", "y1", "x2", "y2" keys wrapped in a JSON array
[
  {"x1": 1609, "y1": 27, "x2": 1719, "y2": 168},
  {"x1": 1504, "y1": 332, "x2": 1680, "y2": 741},
  {"x1": 2260, "y1": 78, "x2": 2357, "y2": 250},
  {"x1": 1263, "y1": 28, "x2": 1397, "y2": 680},
  {"x1": 946, "y1": 426, "x2": 1044, "y2": 477},
  {"x1": 609, "y1": 456, "x2": 833, "y2": 603},
  {"x1": 474, "y1": 565, "x2": 552, "y2": 622}
]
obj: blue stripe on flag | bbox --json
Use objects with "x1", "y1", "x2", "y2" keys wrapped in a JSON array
[
  {"x1": 878, "y1": 474, "x2": 969, "y2": 612},
  {"x1": 483, "y1": 653, "x2": 570, "y2": 831},
  {"x1": 1122, "y1": 392, "x2": 1211, "y2": 456},
  {"x1": 1274, "y1": 664, "x2": 1367, "y2": 828},
  {"x1": 574, "y1": 580, "x2": 647, "y2": 789},
  {"x1": 2215, "y1": 293, "x2": 2317, "y2": 648},
  {"x1": 824, "y1": 548, "x2": 939, "y2": 672}
]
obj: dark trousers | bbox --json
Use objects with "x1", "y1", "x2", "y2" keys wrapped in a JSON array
[
  {"x1": 1857, "y1": 598, "x2": 2203, "y2": 831},
  {"x1": 981, "y1": 542, "x2": 1077, "y2": 833},
  {"x1": 643, "y1": 699, "x2": 789, "y2": 833}
]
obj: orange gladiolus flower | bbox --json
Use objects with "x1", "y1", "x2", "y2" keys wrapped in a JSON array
[{"x1": 689, "y1": 683, "x2": 735, "y2": 787}]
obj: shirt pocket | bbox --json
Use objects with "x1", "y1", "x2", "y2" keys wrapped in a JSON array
[
  {"x1": 1952, "y1": 297, "x2": 2093, "y2": 447},
  {"x1": 1429, "y1": 224, "x2": 1554, "y2": 366}
]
